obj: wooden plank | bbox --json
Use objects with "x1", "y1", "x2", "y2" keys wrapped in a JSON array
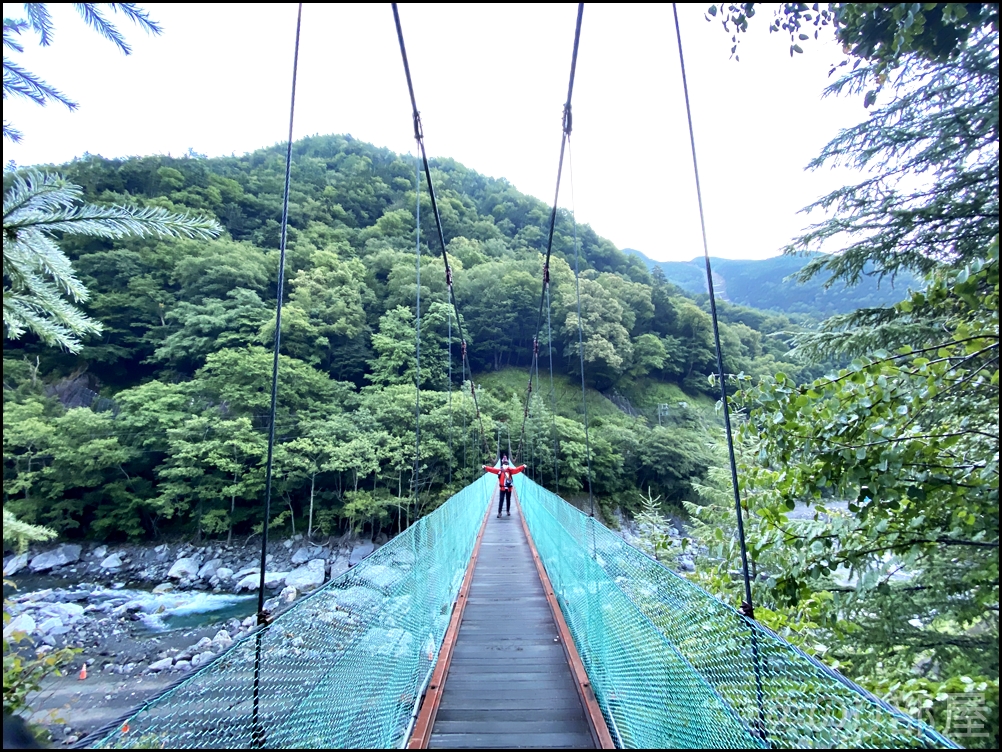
[
  {"x1": 422, "y1": 497, "x2": 598, "y2": 749},
  {"x1": 406, "y1": 490, "x2": 494, "y2": 749},
  {"x1": 516, "y1": 492, "x2": 617, "y2": 750}
]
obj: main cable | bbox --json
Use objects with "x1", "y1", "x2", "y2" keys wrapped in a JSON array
[
  {"x1": 671, "y1": 2, "x2": 754, "y2": 620},
  {"x1": 392, "y1": 2, "x2": 491, "y2": 460},
  {"x1": 253, "y1": 5, "x2": 302, "y2": 747},
  {"x1": 514, "y1": 1, "x2": 584, "y2": 464}
]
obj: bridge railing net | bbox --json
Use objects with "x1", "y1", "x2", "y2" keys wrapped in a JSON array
[
  {"x1": 514, "y1": 474, "x2": 956, "y2": 750},
  {"x1": 93, "y1": 472, "x2": 494, "y2": 750}
]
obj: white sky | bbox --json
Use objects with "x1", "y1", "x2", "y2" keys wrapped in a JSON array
[{"x1": 3, "y1": 3, "x2": 867, "y2": 262}]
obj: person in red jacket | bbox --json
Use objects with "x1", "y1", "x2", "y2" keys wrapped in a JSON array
[{"x1": 483, "y1": 456, "x2": 525, "y2": 518}]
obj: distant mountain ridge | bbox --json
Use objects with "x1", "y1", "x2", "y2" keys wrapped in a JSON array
[{"x1": 623, "y1": 248, "x2": 917, "y2": 317}]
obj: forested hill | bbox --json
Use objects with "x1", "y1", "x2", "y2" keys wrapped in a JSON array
[
  {"x1": 4, "y1": 133, "x2": 808, "y2": 542},
  {"x1": 623, "y1": 248, "x2": 918, "y2": 316}
]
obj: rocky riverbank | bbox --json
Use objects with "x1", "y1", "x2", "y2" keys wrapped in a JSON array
[{"x1": 2, "y1": 533, "x2": 384, "y2": 745}]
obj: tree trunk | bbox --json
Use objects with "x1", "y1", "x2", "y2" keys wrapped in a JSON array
[{"x1": 308, "y1": 473, "x2": 316, "y2": 540}]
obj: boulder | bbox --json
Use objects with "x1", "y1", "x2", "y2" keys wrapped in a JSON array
[
  {"x1": 215, "y1": 567, "x2": 234, "y2": 582},
  {"x1": 92, "y1": 545, "x2": 108, "y2": 560},
  {"x1": 211, "y1": 629, "x2": 233, "y2": 651},
  {"x1": 348, "y1": 541, "x2": 374, "y2": 566},
  {"x1": 355, "y1": 564, "x2": 403, "y2": 592},
  {"x1": 233, "y1": 574, "x2": 259, "y2": 592},
  {"x1": 278, "y1": 585, "x2": 298, "y2": 604},
  {"x1": 167, "y1": 556, "x2": 201, "y2": 580},
  {"x1": 291, "y1": 546, "x2": 324, "y2": 566},
  {"x1": 262, "y1": 597, "x2": 280, "y2": 614},
  {"x1": 233, "y1": 566, "x2": 259, "y2": 580},
  {"x1": 264, "y1": 571, "x2": 288, "y2": 589},
  {"x1": 174, "y1": 660, "x2": 191, "y2": 671},
  {"x1": 37, "y1": 616, "x2": 64, "y2": 635},
  {"x1": 152, "y1": 582, "x2": 175, "y2": 594},
  {"x1": 29, "y1": 544, "x2": 83, "y2": 573},
  {"x1": 100, "y1": 554, "x2": 123, "y2": 569},
  {"x1": 149, "y1": 657, "x2": 173, "y2": 672},
  {"x1": 284, "y1": 559, "x2": 325, "y2": 592},
  {"x1": 193, "y1": 637, "x2": 213, "y2": 653},
  {"x1": 3, "y1": 613, "x2": 35, "y2": 638},
  {"x1": 3, "y1": 553, "x2": 29, "y2": 577},
  {"x1": 38, "y1": 602, "x2": 84, "y2": 623},
  {"x1": 191, "y1": 651, "x2": 215, "y2": 669},
  {"x1": 197, "y1": 558, "x2": 223, "y2": 580}
]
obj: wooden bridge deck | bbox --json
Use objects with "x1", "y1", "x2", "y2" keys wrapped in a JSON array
[{"x1": 417, "y1": 494, "x2": 600, "y2": 749}]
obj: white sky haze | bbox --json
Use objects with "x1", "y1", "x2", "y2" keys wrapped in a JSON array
[{"x1": 3, "y1": 3, "x2": 868, "y2": 262}]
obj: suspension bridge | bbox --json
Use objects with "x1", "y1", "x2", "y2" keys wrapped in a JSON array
[
  {"x1": 76, "y1": 4, "x2": 960, "y2": 748},
  {"x1": 83, "y1": 473, "x2": 953, "y2": 749}
]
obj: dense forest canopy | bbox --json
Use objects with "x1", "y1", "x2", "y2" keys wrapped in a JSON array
[{"x1": 3, "y1": 134, "x2": 810, "y2": 545}]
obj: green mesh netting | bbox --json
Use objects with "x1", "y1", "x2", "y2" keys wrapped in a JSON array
[
  {"x1": 90, "y1": 472, "x2": 494, "y2": 749},
  {"x1": 514, "y1": 474, "x2": 957, "y2": 750}
]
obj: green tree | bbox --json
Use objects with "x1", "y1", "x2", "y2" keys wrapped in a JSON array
[
  {"x1": 3, "y1": 3, "x2": 162, "y2": 142},
  {"x1": 3, "y1": 171, "x2": 220, "y2": 352}
]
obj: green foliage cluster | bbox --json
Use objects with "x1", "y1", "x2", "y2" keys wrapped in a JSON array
[
  {"x1": 684, "y1": 18, "x2": 999, "y2": 745},
  {"x1": 3, "y1": 134, "x2": 806, "y2": 543}
]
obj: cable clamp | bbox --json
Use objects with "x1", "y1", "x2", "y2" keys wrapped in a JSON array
[
  {"x1": 563, "y1": 103, "x2": 572, "y2": 136},
  {"x1": 543, "y1": 262, "x2": 550, "y2": 285},
  {"x1": 413, "y1": 111, "x2": 424, "y2": 142},
  {"x1": 446, "y1": 265, "x2": 453, "y2": 287},
  {"x1": 533, "y1": 337, "x2": 539, "y2": 356}
]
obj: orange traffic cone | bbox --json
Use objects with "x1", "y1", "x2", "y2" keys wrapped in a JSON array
[{"x1": 79, "y1": 664, "x2": 87, "y2": 680}]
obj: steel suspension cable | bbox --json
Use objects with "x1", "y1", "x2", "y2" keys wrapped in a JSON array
[
  {"x1": 670, "y1": 2, "x2": 754, "y2": 620},
  {"x1": 567, "y1": 141, "x2": 595, "y2": 518},
  {"x1": 672, "y1": 4, "x2": 767, "y2": 742},
  {"x1": 413, "y1": 153, "x2": 422, "y2": 516},
  {"x1": 514, "y1": 2, "x2": 584, "y2": 464},
  {"x1": 392, "y1": 3, "x2": 491, "y2": 461},
  {"x1": 252, "y1": 5, "x2": 302, "y2": 747},
  {"x1": 546, "y1": 280, "x2": 559, "y2": 491},
  {"x1": 256, "y1": 1, "x2": 302, "y2": 626}
]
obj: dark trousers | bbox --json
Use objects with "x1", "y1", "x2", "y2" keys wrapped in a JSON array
[{"x1": 498, "y1": 488, "x2": 512, "y2": 514}]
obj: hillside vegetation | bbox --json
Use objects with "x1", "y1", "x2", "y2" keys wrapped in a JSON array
[
  {"x1": 3, "y1": 135, "x2": 805, "y2": 542},
  {"x1": 625, "y1": 248, "x2": 919, "y2": 316}
]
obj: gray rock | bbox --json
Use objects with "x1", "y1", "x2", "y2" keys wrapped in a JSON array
[
  {"x1": 264, "y1": 571, "x2": 288, "y2": 589},
  {"x1": 278, "y1": 585, "x2": 298, "y2": 604},
  {"x1": 233, "y1": 574, "x2": 259, "y2": 592},
  {"x1": 233, "y1": 566, "x2": 259, "y2": 580},
  {"x1": 284, "y1": 559, "x2": 325, "y2": 592},
  {"x1": 215, "y1": 567, "x2": 234, "y2": 582},
  {"x1": 37, "y1": 616, "x2": 64, "y2": 635},
  {"x1": 191, "y1": 651, "x2": 215, "y2": 669},
  {"x1": 167, "y1": 556, "x2": 201, "y2": 579},
  {"x1": 29, "y1": 544, "x2": 83, "y2": 573},
  {"x1": 355, "y1": 564, "x2": 403, "y2": 592},
  {"x1": 197, "y1": 558, "x2": 223, "y2": 579},
  {"x1": 3, "y1": 613, "x2": 35, "y2": 638},
  {"x1": 241, "y1": 616, "x2": 257, "y2": 629},
  {"x1": 193, "y1": 637, "x2": 213, "y2": 653},
  {"x1": 152, "y1": 582, "x2": 175, "y2": 594},
  {"x1": 330, "y1": 585, "x2": 383, "y2": 613},
  {"x1": 211, "y1": 629, "x2": 232, "y2": 651},
  {"x1": 348, "y1": 541, "x2": 375, "y2": 566},
  {"x1": 174, "y1": 660, "x2": 191, "y2": 671},
  {"x1": 3, "y1": 553, "x2": 29, "y2": 577},
  {"x1": 38, "y1": 602, "x2": 84, "y2": 623},
  {"x1": 149, "y1": 657, "x2": 173, "y2": 672},
  {"x1": 291, "y1": 546, "x2": 324, "y2": 566},
  {"x1": 262, "y1": 597, "x2": 280, "y2": 613},
  {"x1": 92, "y1": 545, "x2": 108, "y2": 560},
  {"x1": 100, "y1": 553, "x2": 123, "y2": 569}
]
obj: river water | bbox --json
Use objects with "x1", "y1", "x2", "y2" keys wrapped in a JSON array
[{"x1": 5, "y1": 574, "x2": 257, "y2": 633}]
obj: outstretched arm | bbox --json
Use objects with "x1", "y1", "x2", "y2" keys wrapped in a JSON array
[
  {"x1": 510, "y1": 465, "x2": 526, "y2": 476},
  {"x1": 483, "y1": 465, "x2": 500, "y2": 475}
]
